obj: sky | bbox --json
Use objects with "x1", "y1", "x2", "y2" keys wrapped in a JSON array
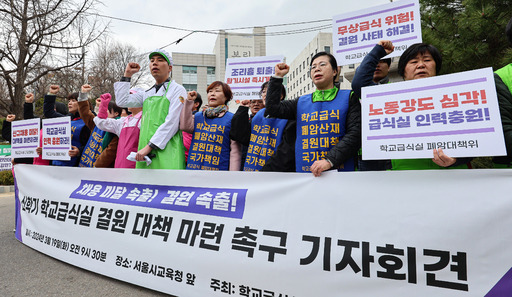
[{"x1": 95, "y1": 0, "x2": 392, "y2": 63}]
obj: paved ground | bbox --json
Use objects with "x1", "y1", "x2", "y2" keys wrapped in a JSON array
[{"x1": 0, "y1": 193, "x2": 174, "y2": 297}]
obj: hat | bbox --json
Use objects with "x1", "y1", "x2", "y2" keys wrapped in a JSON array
[{"x1": 149, "y1": 49, "x2": 173, "y2": 66}]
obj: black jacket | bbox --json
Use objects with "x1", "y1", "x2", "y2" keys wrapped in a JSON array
[{"x1": 265, "y1": 76, "x2": 361, "y2": 169}]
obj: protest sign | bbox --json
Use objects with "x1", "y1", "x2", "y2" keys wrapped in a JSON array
[
  {"x1": 14, "y1": 165, "x2": 512, "y2": 296},
  {"x1": 42, "y1": 117, "x2": 71, "y2": 161},
  {"x1": 361, "y1": 67, "x2": 506, "y2": 160},
  {"x1": 0, "y1": 144, "x2": 11, "y2": 171},
  {"x1": 225, "y1": 55, "x2": 284, "y2": 102},
  {"x1": 332, "y1": 0, "x2": 421, "y2": 66},
  {"x1": 10, "y1": 118, "x2": 40, "y2": 158}
]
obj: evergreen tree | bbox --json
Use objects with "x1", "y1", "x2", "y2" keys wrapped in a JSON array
[{"x1": 420, "y1": 0, "x2": 512, "y2": 75}]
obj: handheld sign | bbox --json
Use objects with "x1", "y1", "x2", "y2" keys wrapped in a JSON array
[
  {"x1": 11, "y1": 118, "x2": 40, "y2": 158},
  {"x1": 42, "y1": 117, "x2": 71, "y2": 161},
  {"x1": 332, "y1": 0, "x2": 421, "y2": 66},
  {"x1": 225, "y1": 55, "x2": 284, "y2": 102},
  {"x1": 361, "y1": 67, "x2": 506, "y2": 160}
]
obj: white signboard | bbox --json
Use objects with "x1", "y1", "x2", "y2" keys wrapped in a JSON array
[
  {"x1": 225, "y1": 55, "x2": 284, "y2": 102},
  {"x1": 11, "y1": 118, "x2": 40, "y2": 158},
  {"x1": 42, "y1": 117, "x2": 71, "y2": 161},
  {"x1": 361, "y1": 67, "x2": 506, "y2": 160},
  {"x1": 0, "y1": 155, "x2": 11, "y2": 171},
  {"x1": 227, "y1": 35, "x2": 255, "y2": 59},
  {"x1": 332, "y1": 0, "x2": 422, "y2": 66},
  {"x1": 13, "y1": 165, "x2": 512, "y2": 297}
]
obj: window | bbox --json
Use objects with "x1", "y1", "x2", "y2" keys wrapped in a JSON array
[
  {"x1": 183, "y1": 84, "x2": 197, "y2": 92},
  {"x1": 206, "y1": 67, "x2": 215, "y2": 85},
  {"x1": 324, "y1": 46, "x2": 331, "y2": 54},
  {"x1": 349, "y1": 64, "x2": 355, "y2": 69},
  {"x1": 183, "y1": 66, "x2": 197, "y2": 84}
]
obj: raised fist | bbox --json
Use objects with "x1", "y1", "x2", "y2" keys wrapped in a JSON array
[
  {"x1": 49, "y1": 85, "x2": 60, "y2": 95},
  {"x1": 124, "y1": 63, "x2": 141, "y2": 77},
  {"x1": 25, "y1": 93, "x2": 34, "y2": 103},
  {"x1": 187, "y1": 91, "x2": 197, "y2": 101},
  {"x1": 240, "y1": 100, "x2": 250, "y2": 107},
  {"x1": 378, "y1": 40, "x2": 395, "y2": 55},
  {"x1": 275, "y1": 63, "x2": 290, "y2": 77},
  {"x1": 81, "y1": 84, "x2": 92, "y2": 93},
  {"x1": 5, "y1": 114, "x2": 15, "y2": 122}
]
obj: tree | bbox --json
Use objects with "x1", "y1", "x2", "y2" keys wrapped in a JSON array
[
  {"x1": 87, "y1": 38, "x2": 150, "y2": 100},
  {"x1": 0, "y1": 0, "x2": 107, "y2": 118},
  {"x1": 420, "y1": 0, "x2": 512, "y2": 75}
]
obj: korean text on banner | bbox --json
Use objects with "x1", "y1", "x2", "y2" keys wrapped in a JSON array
[
  {"x1": 225, "y1": 55, "x2": 284, "y2": 102},
  {"x1": 14, "y1": 165, "x2": 512, "y2": 297},
  {"x1": 42, "y1": 117, "x2": 71, "y2": 161},
  {"x1": 361, "y1": 67, "x2": 506, "y2": 160},
  {"x1": 11, "y1": 118, "x2": 40, "y2": 158},
  {"x1": 332, "y1": 0, "x2": 422, "y2": 66},
  {"x1": 0, "y1": 144, "x2": 11, "y2": 171}
]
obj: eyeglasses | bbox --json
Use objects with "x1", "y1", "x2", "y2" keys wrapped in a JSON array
[{"x1": 310, "y1": 61, "x2": 329, "y2": 71}]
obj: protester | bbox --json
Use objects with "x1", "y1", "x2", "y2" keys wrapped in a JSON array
[
  {"x1": 265, "y1": 52, "x2": 361, "y2": 176},
  {"x1": 94, "y1": 92, "x2": 143, "y2": 169},
  {"x1": 180, "y1": 81, "x2": 241, "y2": 170},
  {"x1": 352, "y1": 41, "x2": 394, "y2": 171},
  {"x1": 353, "y1": 40, "x2": 471, "y2": 170},
  {"x1": 230, "y1": 84, "x2": 266, "y2": 170},
  {"x1": 77, "y1": 84, "x2": 121, "y2": 168},
  {"x1": 43, "y1": 85, "x2": 90, "y2": 166},
  {"x1": 24, "y1": 93, "x2": 50, "y2": 165},
  {"x1": 183, "y1": 92, "x2": 203, "y2": 162},
  {"x1": 115, "y1": 49, "x2": 186, "y2": 169},
  {"x1": 493, "y1": 16, "x2": 512, "y2": 167},
  {"x1": 231, "y1": 82, "x2": 296, "y2": 171}
]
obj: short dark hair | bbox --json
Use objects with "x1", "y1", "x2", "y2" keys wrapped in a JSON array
[
  {"x1": 380, "y1": 58, "x2": 391, "y2": 66},
  {"x1": 310, "y1": 52, "x2": 338, "y2": 83},
  {"x1": 506, "y1": 17, "x2": 512, "y2": 45},
  {"x1": 260, "y1": 81, "x2": 286, "y2": 100},
  {"x1": 194, "y1": 93, "x2": 203, "y2": 110},
  {"x1": 108, "y1": 101, "x2": 123, "y2": 117},
  {"x1": 67, "y1": 92, "x2": 79, "y2": 100},
  {"x1": 397, "y1": 43, "x2": 442, "y2": 78},
  {"x1": 206, "y1": 81, "x2": 233, "y2": 104}
]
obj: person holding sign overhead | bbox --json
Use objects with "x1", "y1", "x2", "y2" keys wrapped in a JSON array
[
  {"x1": 43, "y1": 85, "x2": 91, "y2": 167},
  {"x1": 180, "y1": 81, "x2": 241, "y2": 171},
  {"x1": 265, "y1": 52, "x2": 361, "y2": 177},
  {"x1": 352, "y1": 40, "x2": 471, "y2": 170}
]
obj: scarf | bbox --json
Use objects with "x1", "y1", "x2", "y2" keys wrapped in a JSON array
[{"x1": 204, "y1": 105, "x2": 228, "y2": 118}]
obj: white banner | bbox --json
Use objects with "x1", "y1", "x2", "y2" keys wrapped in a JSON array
[
  {"x1": 14, "y1": 165, "x2": 512, "y2": 296},
  {"x1": 11, "y1": 118, "x2": 40, "y2": 158},
  {"x1": 361, "y1": 67, "x2": 506, "y2": 160},
  {"x1": 332, "y1": 0, "x2": 422, "y2": 66},
  {"x1": 42, "y1": 117, "x2": 71, "y2": 161},
  {"x1": 0, "y1": 155, "x2": 11, "y2": 171},
  {"x1": 225, "y1": 55, "x2": 284, "y2": 102}
]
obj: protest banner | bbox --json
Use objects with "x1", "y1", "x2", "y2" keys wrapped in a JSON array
[
  {"x1": 361, "y1": 67, "x2": 506, "y2": 160},
  {"x1": 332, "y1": 0, "x2": 422, "y2": 66},
  {"x1": 14, "y1": 165, "x2": 512, "y2": 296},
  {"x1": 0, "y1": 144, "x2": 11, "y2": 171},
  {"x1": 10, "y1": 118, "x2": 40, "y2": 158},
  {"x1": 42, "y1": 117, "x2": 71, "y2": 161},
  {"x1": 225, "y1": 55, "x2": 284, "y2": 102}
]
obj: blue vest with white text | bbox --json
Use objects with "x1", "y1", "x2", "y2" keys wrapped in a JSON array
[
  {"x1": 295, "y1": 89, "x2": 354, "y2": 172},
  {"x1": 244, "y1": 108, "x2": 288, "y2": 171},
  {"x1": 52, "y1": 118, "x2": 85, "y2": 167},
  {"x1": 187, "y1": 112, "x2": 233, "y2": 171},
  {"x1": 79, "y1": 126, "x2": 106, "y2": 167}
]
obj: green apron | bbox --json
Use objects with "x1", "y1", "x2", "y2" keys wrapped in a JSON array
[{"x1": 136, "y1": 83, "x2": 185, "y2": 169}]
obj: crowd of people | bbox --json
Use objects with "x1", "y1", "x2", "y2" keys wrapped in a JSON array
[{"x1": 4, "y1": 17, "x2": 512, "y2": 176}]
